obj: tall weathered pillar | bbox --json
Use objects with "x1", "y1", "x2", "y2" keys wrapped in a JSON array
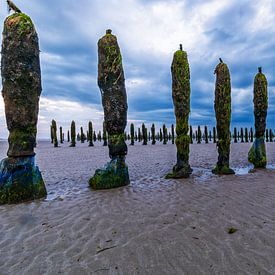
[
  {"x1": 0, "y1": 12, "x2": 47, "y2": 204},
  {"x1": 130, "y1": 123, "x2": 134, "y2": 145},
  {"x1": 212, "y1": 59, "x2": 234, "y2": 175},
  {"x1": 70, "y1": 120, "x2": 76, "y2": 147},
  {"x1": 88, "y1": 121, "x2": 94, "y2": 147},
  {"x1": 248, "y1": 67, "x2": 268, "y2": 168},
  {"x1": 89, "y1": 29, "x2": 129, "y2": 189},
  {"x1": 166, "y1": 45, "x2": 192, "y2": 179},
  {"x1": 151, "y1": 124, "x2": 156, "y2": 145}
]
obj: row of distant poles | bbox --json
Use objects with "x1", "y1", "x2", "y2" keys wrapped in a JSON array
[{"x1": 50, "y1": 122, "x2": 275, "y2": 146}]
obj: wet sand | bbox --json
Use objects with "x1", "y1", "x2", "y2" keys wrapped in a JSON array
[{"x1": 0, "y1": 141, "x2": 275, "y2": 274}]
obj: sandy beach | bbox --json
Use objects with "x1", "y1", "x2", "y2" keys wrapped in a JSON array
[{"x1": 0, "y1": 140, "x2": 275, "y2": 274}]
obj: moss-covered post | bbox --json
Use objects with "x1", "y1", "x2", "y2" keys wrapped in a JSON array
[
  {"x1": 88, "y1": 121, "x2": 94, "y2": 147},
  {"x1": 130, "y1": 123, "x2": 134, "y2": 145},
  {"x1": 205, "y1": 126, "x2": 209, "y2": 144},
  {"x1": 80, "y1": 127, "x2": 85, "y2": 143},
  {"x1": 233, "y1": 127, "x2": 237, "y2": 143},
  {"x1": 52, "y1": 120, "x2": 58, "y2": 147},
  {"x1": 50, "y1": 126, "x2": 53, "y2": 143},
  {"x1": 197, "y1": 126, "x2": 202, "y2": 144},
  {"x1": 248, "y1": 68, "x2": 268, "y2": 168},
  {"x1": 165, "y1": 128, "x2": 168, "y2": 144},
  {"x1": 138, "y1": 128, "x2": 141, "y2": 142},
  {"x1": 269, "y1": 129, "x2": 273, "y2": 142},
  {"x1": 142, "y1": 123, "x2": 147, "y2": 145},
  {"x1": 89, "y1": 29, "x2": 129, "y2": 189},
  {"x1": 0, "y1": 11, "x2": 47, "y2": 204},
  {"x1": 245, "y1": 128, "x2": 249, "y2": 143},
  {"x1": 163, "y1": 124, "x2": 167, "y2": 145},
  {"x1": 212, "y1": 59, "x2": 234, "y2": 175},
  {"x1": 70, "y1": 120, "x2": 76, "y2": 147},
  {"x1": 240, "y1": 128, "x2": 244, "y2": 143},
  {"x1": 151, "y1": 123, "x2": 156, "y2": 145},
  {"x1": 166, "y1": 45, "x2": 192, "y2": 178},
  {"x1": 171, "y1": 124, "x2": 175, "y2": 144},
  {"x1": 145, "y1": 128, "x2": 148, "y2": 145},
  {"x1": 60, "y1": 126, "x2": 63, "y2": 144},
  {"x1": 97, "y1": 131, "x2": 101, "y2": 142}
]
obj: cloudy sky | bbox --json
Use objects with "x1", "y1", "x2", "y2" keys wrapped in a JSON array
[{"x1": 0, "y1": 0, "x2": 274, "y2": 138}]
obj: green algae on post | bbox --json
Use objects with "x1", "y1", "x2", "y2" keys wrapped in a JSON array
[
  {"x1": 0, "y1": 12, "x2": 46, "y2": 204},
  {"x1": 70, "y1": 120, "x2": 76, "y2": 147},
  {"x1": 60, "y1": 126, "x2": 63, "y2": 144},
  {"x1": 233, "y1": 127, "x2": 237, "y2": 143},
  {"x1": 130, "y1": 123, "x2": 134, "y2": 145},
  {"x1": 52, "y1": 120, "x2": 58, "y2": 147},
  {"x1": 166, "y1": 45, "x2": 192, "y2": 179},
  {"x1": 142, "y1": 123, "x2": 147, "y2": 145},
  {"x1": 89, "y1": 29, "x2": 129, "y2": 189},
  {"x1": 212, "y1": 59, "x2": 234, "y2": 175},
  {"x1": 204, "y1": 126, "x2": 209, "y2": 144},
  {"x1": 248, "y1": 67, "x2": 268, "y2": 168},
  {"x1": 88, "y1": 121, "x2": 94, "y2": 147},
  {"x1": 151, "y1": 124, "x2": 156, "y2": 145},
  {"x1": 197, "y1": 126, "x2": 202, "y2": 144}
]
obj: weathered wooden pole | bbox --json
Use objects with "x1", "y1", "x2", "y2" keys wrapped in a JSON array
[
  {"x1": 0, "y1": 11, "x2": 46, "y2": 203},
  {"x1": 166, "y1": 45, "x2": 192, "y2": 178},
  {"x1": 89, "y1": 29, "x2": 129, "y2": 189},
  {"x1": 212, "y1": 58, "x2": 234, "y2": 174},
  {"x1": 248, "y1": 67, "x2": 268, "y2": 168}
]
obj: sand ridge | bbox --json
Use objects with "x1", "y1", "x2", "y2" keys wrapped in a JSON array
[{"x1": 0, "y1": 141, "x2": 275, "y2": 274}]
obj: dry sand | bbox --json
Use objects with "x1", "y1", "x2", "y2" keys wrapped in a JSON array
[{"x1": 0, "y1": 140, "x2": 275, "y2": 274}]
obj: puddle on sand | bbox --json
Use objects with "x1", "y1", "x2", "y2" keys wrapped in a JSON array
[
  {"x1": 191, "y1": 167, "x2": 214, "y2": 182},
  {"x1": 233, "y1": 164, "x2": 275, "y2": 175},
  {"x1": 234, "y1": 166, "x2": 253, "y2": 175},
  {"x1": 266, "y1": 164, "x2": 275, "y2": 170}
]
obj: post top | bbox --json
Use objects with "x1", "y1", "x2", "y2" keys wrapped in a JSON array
[{"x1": 258, "y1": 67, "x2": 262, "y2": 73}]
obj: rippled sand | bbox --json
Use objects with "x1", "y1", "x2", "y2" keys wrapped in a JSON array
[{"x1": 0, "y1": 140, "x2": 275, "y2": 274}]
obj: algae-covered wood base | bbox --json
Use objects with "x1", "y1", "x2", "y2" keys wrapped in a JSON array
[
  {"x1": 89, "y1": 158, "x2": 130, "y2": 190},
  {"x1": 165, "y1": 164, "x2": 193, "y2": 179},
  {"x1": 212, "y1": 166, "x2": 235, "y2": 175},
  {"x1": 248, "y1": 137, "x2": 267, "y2": 168},
  {"x1": 0, "y1": 156, "x2": 46, "y2": 204}
]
